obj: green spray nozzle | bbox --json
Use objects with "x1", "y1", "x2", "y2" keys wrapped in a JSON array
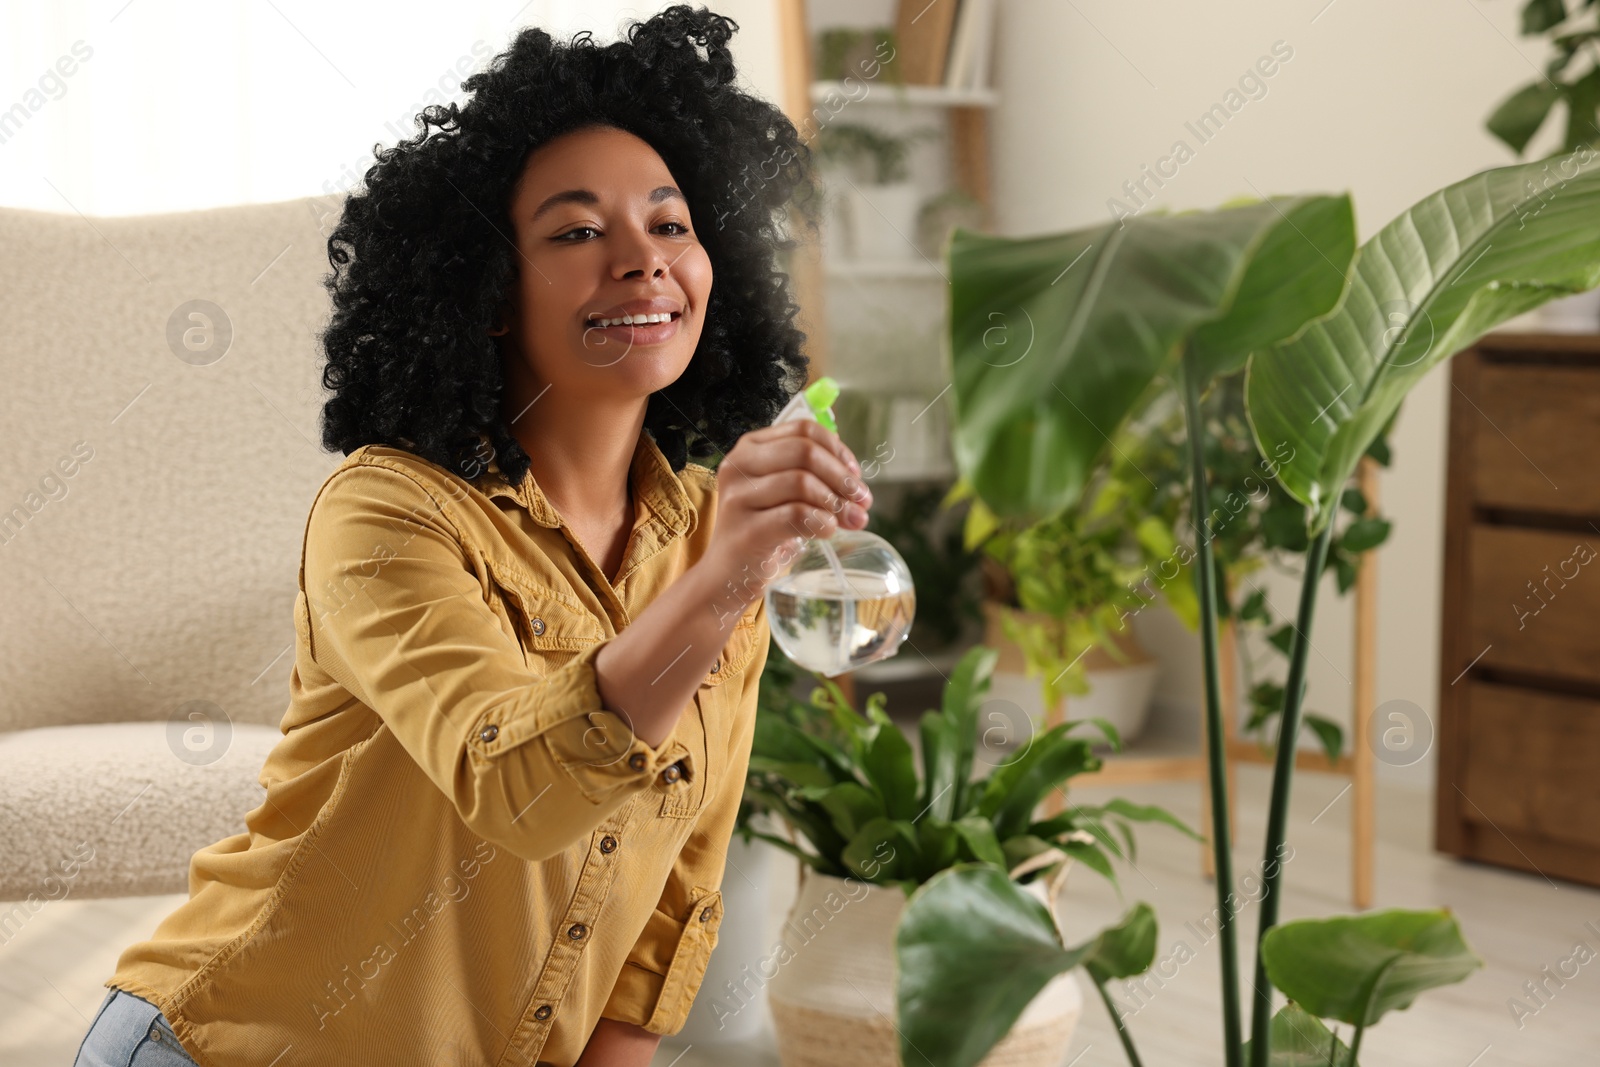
[{"x1": 803, "y1": 376, "x2": 840, "y2": 433}]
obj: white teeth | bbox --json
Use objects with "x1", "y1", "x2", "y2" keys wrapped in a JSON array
[{"x1": 589, "y1": 311, "x2": 677, "y2": 328}]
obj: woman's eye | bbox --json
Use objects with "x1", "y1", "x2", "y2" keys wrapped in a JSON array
[{"x1": 555, "y1": 222, "x2": 689, "y2": 241}]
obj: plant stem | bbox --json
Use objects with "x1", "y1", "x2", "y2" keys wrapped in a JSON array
[
  {"x1": 1346, "y1": 1022, "x2": 1366, "y2": 1066},
  {"x1": 1181, "y1": 357, "x2": 1243, "y2": 1067},
  {"x1": 1246, "y1": 515, "x2": 1336, "y2": 1067},
  {"x1": 1092, "y1": 977, "x2": 1145, "y2": 1067}
]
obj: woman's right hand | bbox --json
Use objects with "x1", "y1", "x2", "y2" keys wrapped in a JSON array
[{"x1": 699, "y1": 418, "x2": 875, "y2": 610}]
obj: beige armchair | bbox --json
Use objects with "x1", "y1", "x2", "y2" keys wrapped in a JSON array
[{"x1": 0, "y1": 195, "x2": 345, "y2": 903}]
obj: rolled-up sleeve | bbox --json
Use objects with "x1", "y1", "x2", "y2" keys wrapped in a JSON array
[
  {"x1": 601, "y1": 617, "x2": 769, "y2": 1035},
  {"x1": 299, "y1": 460, "x2": 690, "y2": 864}
]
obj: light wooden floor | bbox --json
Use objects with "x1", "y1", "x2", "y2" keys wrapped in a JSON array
[{"x1": 8, "y1": 767, "x2": 1597, "y2": 1066}]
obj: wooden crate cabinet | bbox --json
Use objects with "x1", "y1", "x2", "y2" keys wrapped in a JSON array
[{"x1": 1438, "y1": 332, "x2": 1600, "y2": 886}]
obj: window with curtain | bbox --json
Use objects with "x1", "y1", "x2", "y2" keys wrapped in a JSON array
[{"x1": 0, "y1": 0, "x2": 750, "y2": 217}]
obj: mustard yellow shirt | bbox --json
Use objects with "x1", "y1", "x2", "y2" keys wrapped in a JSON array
[{"x1": 106, "y1": 428, "x2": 769, "y2": 1067}]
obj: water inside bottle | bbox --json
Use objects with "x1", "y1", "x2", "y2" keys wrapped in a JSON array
[{"x1": 766, "y1": 566, "x2": 915, "y2": 676}]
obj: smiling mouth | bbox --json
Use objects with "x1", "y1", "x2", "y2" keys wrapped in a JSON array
[{"x1": 585, "y1": 310, "x2": 683, "y2": 329}]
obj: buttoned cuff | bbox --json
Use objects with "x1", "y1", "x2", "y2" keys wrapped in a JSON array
[
  {"x1": 468, "y1": 641, "x2": 689, "y2": 807},
  {"x1": 602, "y1": 886, "x2": 725, "y2": 1035}
]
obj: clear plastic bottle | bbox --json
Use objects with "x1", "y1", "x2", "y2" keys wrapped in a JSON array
[{"x1": 763, "y1": 377, "x2": 915, "y2": 676}]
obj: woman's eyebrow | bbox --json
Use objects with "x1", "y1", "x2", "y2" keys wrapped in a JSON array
[{"x1": 532, "y1": 185, "x2": 684, "y2": 221}]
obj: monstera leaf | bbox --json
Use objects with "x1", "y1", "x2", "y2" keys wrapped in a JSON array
[
  {"x1": 1261, "y1": 909, "x2": 1482, "y2": 1028},
  {"x1": 1247, "y1": 147, "x2": 1600, "y2": 531},
  {"x1": 945, "y1": 194, "x2": 1355, "y2": 522},
  {"x1": 897, "y1": 864, "x2": 1155, "y2": 1067}
]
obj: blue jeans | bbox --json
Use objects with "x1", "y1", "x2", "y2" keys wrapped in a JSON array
[{"x1": 73, "y1": 987, "x2": 200, "y2": 1067}]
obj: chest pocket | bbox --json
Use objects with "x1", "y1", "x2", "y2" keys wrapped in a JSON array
[{"x1": 482, "y1": 555, "x2": 604, "y2": 673}]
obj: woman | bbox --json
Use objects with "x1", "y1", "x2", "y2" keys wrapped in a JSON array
[{"x1": 76, "y1": 8, "x2": 872, "y2": 1066}]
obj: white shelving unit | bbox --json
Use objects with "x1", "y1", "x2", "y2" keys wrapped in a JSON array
[{"x1": 777, "y1": 0, "x2": 998, "y2": 695}]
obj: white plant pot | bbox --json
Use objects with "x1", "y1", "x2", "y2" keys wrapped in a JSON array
[
  {"x1": 844, "y1": 181, "x2": 922, "y2": 262},
  {"x1": 767, "y1": 867, "x2": 1082, "y2": 1067},
  {"x1": 989, "y1": 661, "x2": 1160, "y2": 745},
  {"x1": 1538, "y1": 288, "x2": 1600, "y2": 333},
  {"x1": 679, "y1": 833, "x2": 774, "y2": 1044}
]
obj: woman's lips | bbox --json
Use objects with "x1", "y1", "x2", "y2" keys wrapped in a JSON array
[{"x1": 582, "y1": 314, "x2": 682, "y2": 346}]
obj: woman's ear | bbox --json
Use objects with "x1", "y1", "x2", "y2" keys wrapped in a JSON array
[{"x1": 488, "y1": 296, "x2": 514, "y2": 337}]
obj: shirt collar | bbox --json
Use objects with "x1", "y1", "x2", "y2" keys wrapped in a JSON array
[{"x1": 472, "y1": 429, "x2": 696, "y2": 537}]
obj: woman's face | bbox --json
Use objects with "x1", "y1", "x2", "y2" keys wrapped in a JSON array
[{"x1": 495, "y1": 124, "x2": 712, "y2": 412}]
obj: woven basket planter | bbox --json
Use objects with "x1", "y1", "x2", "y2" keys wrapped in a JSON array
[{"x1": 766, "y1": 860, "x2": 1081, "y2": 1067}]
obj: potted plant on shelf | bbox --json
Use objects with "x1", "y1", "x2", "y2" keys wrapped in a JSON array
[
  {"x1": 952, "y1": 413, "x2": 1199, "y2": 745},
  {"x1": 901, "y1": 145, "x2": 1600, "y2": 1067},
  {"x1": 815, "y1": 26, "x2": 900, "y2": 86},
  {"x1": 816, "y1": 121, "x2": 940, "y2": 263},
  {"x1": 742, "y1": 644, "x2": 1197, "y2": 1067}
]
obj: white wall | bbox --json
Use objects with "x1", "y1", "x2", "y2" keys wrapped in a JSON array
[{"x1": 990, "y1": 0, "x2": 1566, "y2": 787}]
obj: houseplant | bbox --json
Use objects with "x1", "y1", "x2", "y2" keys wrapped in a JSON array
[
  {"x1": 1140, "y1": 370, "x2": 1394, "y2": 763},
  {"x1": 950, "y1": 414, "x2": 1198, "y2": 744},
  {"x1": 743, "y1": 644, "x2": 1198, "y2": 1065},
  {"x1": 816, "y1": 121, "x2": 939, "y2": 262},
  {"x1": 1484, "y1": 0, "x2": 1600, "y2": 159},
  {"x1": 815, "y1": 26, "x2": 900, "y2": 85},
  {"x1": 1485, "y1": 0, "x2": 1600, "y2": 329},
  {"x1": 905, "y1": 145, "x2": 1600, "y2": 1066}
]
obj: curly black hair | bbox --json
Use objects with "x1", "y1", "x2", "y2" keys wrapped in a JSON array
[{"x1": 318, "y1": 4, "x2": 821, "y2": 487}]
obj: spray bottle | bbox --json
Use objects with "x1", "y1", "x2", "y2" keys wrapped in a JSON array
[{"x1": 764, "y1": 377, "x2": 915, "y2": 676}]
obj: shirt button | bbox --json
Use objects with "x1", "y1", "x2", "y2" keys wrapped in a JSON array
[
  {"x1": 568, "y1": 923, "x2": 587, "y2": 940},
  {"x1": 531, "y1": 617, "x2": 546, "y2": 636},
  {"x1": 599, "y1": 834, "x2": 617, "y2": 854},
  {"x1": 479, "y1": 724, "x2": 499, "y2": 743},
  {"x1": 534, "y1": 1004, "x2": 552, "y2": 1021},
  {"x1": 628, "y1": 753, "x2": 647, "y2": 772},
  {"x1": 700, "y1": 906, "x2": 714, "y2": 923},
  {"x1": 710, "y1": 660, "x2": 720, "y2": 673},
  {"x1": 662, "y1": 762, "x2": 682, "y2": 784}
]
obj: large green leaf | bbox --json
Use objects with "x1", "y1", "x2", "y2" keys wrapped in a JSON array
[
  {"x1": 897, "y1": 864, "x2": 1155, "y2": 1067},
  {"x1": 841, "y1": 816, "x2": 921, "y2": 883},
  {"x1": 861, "y1": 708, "x2": 921, "y2": 821},
  {"x1": 1080, "y1": 901, "x2": 1158, "y2": 984},
  {"x1": 743, "y1": 785, "x2": 848, "y2": 873},
  {"x1": 1240, "y1": 1004, "x2": 1357, "y2": 1066},
  {"x1": 1260, "y1": 909, "x2": 1483, "y2": 1027},
  {"x1": 1247, "y1": 148, "x2": 1600, "y2": 531},
  {"x1": 793, "y1": 780, "x2": 885, "y2": 841},
  {"x1": 953, "y1": 815, "x2": 1008, "y2": 868},
  {"x1": 945, "y1": 195, "x2": 1355, "y2": 522},
  {"x1": 920, "y1": 646, "x2": 998, "y2": 821},
  {"x1": 977, "y1": 725, "x2": 1098, "y2": 839},
  {"x1": 1486, "y1": 81, "x2": 1562, "y2": 154},
  {"x1": 751, "y1": 713, "x2": 857, "y2": 784}
]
